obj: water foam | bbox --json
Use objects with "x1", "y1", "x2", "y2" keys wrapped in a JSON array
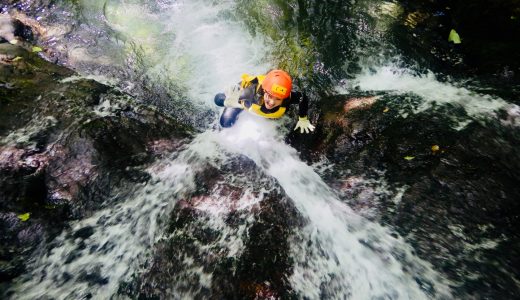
[
  {"x1": 13, "y1": 152, "x2": 196, "y2": 299},
  {"x1": 98, "y1": 0, "x2": 271, "y2": 107},
  {"x1": 1, "y1": 115, "x2": 58, "y2": 148},
  {"x1": 346, "y1": 66, "x2": 519, "y2": 129},
  {"x1": 163, "y1": 1, "x2": 271, "y2": 106}
]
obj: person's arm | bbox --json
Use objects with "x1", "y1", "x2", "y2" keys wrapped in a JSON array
[
  {"x1": 290, "y1": 91, "x2": 309, "y2": 118},
  {"x1": 223, "y1": 83, "x2": 243, "y2": 108},
  {"x1": 239, "y1": 84, "x2": 258, "y2": 108},
  {"x1": 224, "y1": 76, "x2": 259, "y2": 109},
  {"x1": 290, "y1": 91, "x2": 315, "y2": 134}
]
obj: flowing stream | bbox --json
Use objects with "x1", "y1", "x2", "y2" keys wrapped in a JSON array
[
  {"x1": 4, "y1": 0, "x2": 520, "y2": 298},
  {"x1": 214, "y1": 115, "x2": 452, "y2": 299}
]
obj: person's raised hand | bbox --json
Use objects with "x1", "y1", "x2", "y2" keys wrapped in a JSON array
[
  {"x1": 223, "y1": 85, "x2": 243, "y2": 108},
  {"x1": 294, "y1": 116, "x2": 315, "y2": 134}
]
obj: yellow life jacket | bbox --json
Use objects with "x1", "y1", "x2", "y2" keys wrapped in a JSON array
[{"x1": 239, "y1": 73, "x2": 287, "y2": 119}]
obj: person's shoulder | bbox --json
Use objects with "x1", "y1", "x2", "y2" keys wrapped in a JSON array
[
  {"x1": 241, "y1": 73, "x2": 260, "y2": 87},
  {"x1": 241, "y1": 73, "x2": 256, "y2": 82}
]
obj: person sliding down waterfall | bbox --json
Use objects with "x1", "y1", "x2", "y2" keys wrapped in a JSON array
[{"x1": 214, "y1": 69, "x2": 315, "y2": 133}]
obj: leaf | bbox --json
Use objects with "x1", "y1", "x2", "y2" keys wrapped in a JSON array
[
  {"x1": 13, "y1": 56, "x2": 23, "y2": 62},
  {"x1": 404, "y1": 156, "x2": 415, "y2": 160},
  {"x1": 32, "y1": 46, "x2": 43, "y2": 52},
  {"x1": 448, "y1": 29, "x2": 461, "y2": 44},
  {"x1": 18, "y1": 212, "x2": 31, "y2": 222},
  {"x1": 383, "y1": 107, "x2": 390, "y2": 113}
]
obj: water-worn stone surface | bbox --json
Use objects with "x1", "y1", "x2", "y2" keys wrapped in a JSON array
[
  {"x1": 288, "y1": 92, "x2": 520, "y2": 298},
  {"x1": 122, "y1": 158, "x2": 303, "y2": 299},
  {"x1": 0, "y1": 42, "x2": 192, "y2": 292},
  {"x1": 394, "y1": 0, "x2": 520, "y2": 91}
]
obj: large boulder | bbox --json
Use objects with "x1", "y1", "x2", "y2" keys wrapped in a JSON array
[
  {"x1": 0, "y1": 42, "x2": 193, "y2": 290},
  {"x1": 288, "y1": 92, "x2": 520, "y2": 298},
  {"x1": 122, "y1": 158, "x2": 303, "y2": 299}
]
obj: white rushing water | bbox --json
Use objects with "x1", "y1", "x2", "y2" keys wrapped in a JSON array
[
  {"x1": 15, "y1": 151, "x2": 196, "y2": 299},
  {"x1": 345, "y1": 65, "x2": 520, "y2": 129},
  {"x1": 10, "y1": 0, "x2": 458, "y2": 299},
  {"x1": 78, "y1": 0, "x2": 270, "y2": 106},
  {"x1": 13, "y1": 131, "x2": 268, "y2": 299}
]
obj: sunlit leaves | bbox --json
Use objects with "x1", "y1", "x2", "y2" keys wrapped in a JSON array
[
  {"x1": 18, "y1": 212, "x2": 31, "y2": 222},
  {"x1": 448, "y1": 29, "x2": 461, "y2": 44}
]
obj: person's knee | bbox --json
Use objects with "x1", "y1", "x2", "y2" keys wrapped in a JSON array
[
  {"x1": 220, "y1": 108, "x2": 241, "y2": 128},
  {"x1": 214, "y1": 93, "x2": 226, "y2": 107},
  {"x1": 220, "y1": 115, "x2": 235, "y2": 128}
]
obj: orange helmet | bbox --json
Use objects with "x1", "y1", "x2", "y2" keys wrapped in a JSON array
[{"x1": 262, "y1": 70, "x2": 292, "y2": 99}]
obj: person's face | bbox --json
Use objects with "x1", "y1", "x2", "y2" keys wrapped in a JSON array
[{"x1": 263, "y1": 91, "x2": 283, "y2": 109}]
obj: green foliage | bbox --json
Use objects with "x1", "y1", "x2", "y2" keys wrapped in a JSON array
[
  {"x1": 448, "y1": 29, "x2": 462, "y2": 44},
  {"x1": 17, "y1": 212, "x2": 30, "y2": 221},
  {"x1": 236, "y1": 0, "x2": 317, "y2": 79}
]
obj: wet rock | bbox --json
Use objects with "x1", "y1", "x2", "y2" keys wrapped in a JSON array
[
  {"x1": 146, "y1": 139, "x2": 184, "y2": 159},
  {"x1": 81, "y1": 106, "x2": 190, "y2": 168},
  {"x1": 0, "y1": 42, "x2": 192, "y2": 292},
  {"x1": 0, "y1": 43, "x2": 72, "y2": 139},
  {"x1": 298, "y1": 91, "x2": 520, "y2": 298},
  {"x1": 0, "y1": 146, "x2": 47, "y2": 213},
  {"x1": 1, "y1": 42, "x2": 191, "y2": 209},
  {"x1": 10, "y1": 10, "x2": 51, "y2": 41},
  {"x1": 125, "y1": 159, "x2": 302, "y2": 299},
  {"x1": 231, "y1": 194, "x2": 299, "y2": 299},
  {"x1": 0, "y1": 212, "x2": 44, "y2": 284},
  {"x1": 342, "y1": 95, "x2": 379, "y2": 112},
  {"x1": 287, "y1": 93, "x2": 388, "y2": 162},
  {"x1": 394, "y1": 0, "x2": 520, "y2": 85},
  {"x1": 389, "y1": 125, "x2": 520, "y2": 298},
  {"x1": 0, "y1": 3, "x2": 78, "y2": 64}
]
